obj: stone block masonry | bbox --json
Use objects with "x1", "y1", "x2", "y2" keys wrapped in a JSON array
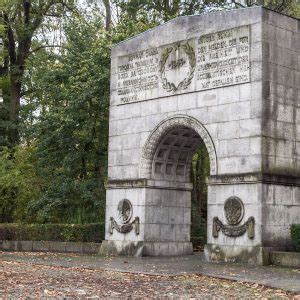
[
  {"x1": 0, "y1": 241, "x2": 102, "y2": 254},
  {"x1": 101, "y1": 7, "x2": 300, "y2": 264}
]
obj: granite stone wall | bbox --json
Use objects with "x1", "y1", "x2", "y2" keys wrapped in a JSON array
[
  {"x1": 261, "y1": 10, "x2": 299, "y2": 176},
  {"x1": 108, "y1": 7, "x2": 264, "y2": 180},
  {"x1": 260, "y1": 10, "x2": 300, "y2": 250},
  {"x1": 102, "y1": 7, "x2": 300, "y2": 262}
]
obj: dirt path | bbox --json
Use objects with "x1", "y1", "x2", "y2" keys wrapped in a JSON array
[{"x1": 0, "y1": 255, "x2": 299, "y2": 298}]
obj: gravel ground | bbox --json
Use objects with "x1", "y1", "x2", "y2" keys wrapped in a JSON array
[{"x1": 0, "y1": 255, "x2": 299, "y2": 299}]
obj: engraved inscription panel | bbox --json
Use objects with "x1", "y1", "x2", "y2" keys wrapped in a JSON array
[
  {"x1": 196, "y1": 26, "x2": 250, "y2": 90},
  {"x1": 116, "y1": 26, "x2": 250, "y2": 105},
  {"x1": 117, "y1": 49, "x2": 159, "y2": 104}
]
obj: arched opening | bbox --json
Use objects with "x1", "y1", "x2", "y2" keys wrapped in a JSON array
[
  {"x1": 150, "y1": 126, "x2": 210, "y2": 252},
  {"x1": 190, "y1": 144, "x2": 210, "y2": 251},
  {"x1": 140, "y1": 116, "x2": 216, "y2": 255},
  {"x1": 152, "y1": 127, "x2": 204, "y2": 183}
]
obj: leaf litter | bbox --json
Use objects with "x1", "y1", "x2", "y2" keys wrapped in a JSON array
[{"x1": 0, "y1": 253, "x2": 299, "y2": 299}]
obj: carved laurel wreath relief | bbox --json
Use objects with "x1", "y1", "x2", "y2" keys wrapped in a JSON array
[
  {"x1": 109, "y1": 199, "x2": 140, "y2": 235},
  {"x1": 159, "y1": 42, "x2": 196, "y2": 92},
  {"x1": 213, "y1": 196, "x2": 255, "y2": 239}
]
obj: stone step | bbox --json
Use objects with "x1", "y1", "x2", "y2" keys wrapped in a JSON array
[{"x1": 270, "y1": 251, "x2": 300, "y2": 268}]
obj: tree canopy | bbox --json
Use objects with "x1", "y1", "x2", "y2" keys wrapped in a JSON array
[{"x1": 0, "y1": 0, "x2": 299, "y2": 224}]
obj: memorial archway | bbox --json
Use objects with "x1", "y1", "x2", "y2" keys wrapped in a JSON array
[{"x1": 100, "y1": 8, "x2": 300, "y2": 264}]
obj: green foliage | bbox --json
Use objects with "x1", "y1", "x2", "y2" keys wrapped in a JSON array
[
  {"x1": 190, "y1": 142, "x2": 210, "y2": 246},
  {"x1": 114, "y1": 0, "x2": 300, "y2": 24},
  {"x1": 111, "y1": 8, "x2": 157, "y2": 44},
  {"x1": 21, "y1": 16, "x2": 110, "y2": 224},
  {"x1": 18, "y1": 4, "x2": 160, "y2": 224},
  {"x1": 115, "y1": 0, "x2": 230, "y2": 23},
  {"x1": 287, "y1": 0, "x2": 300, "y2": 18},
  {"x1": 0, "y1": 2, "x2": 157, "y2": 225},
  {"x1": 26, "y1": 176, "x2": 105, "y2": 224},
  {"x1": 0, "y1": 223, "x2": 104, "y2": 242},
  {"x1": 191, "y1": 226, "x2": 207, "y2": 250},
  {"x1": 1, "y1": 0, "x2": 298, "y2": 227},
  {"x1": 261, "y1": 0, "x2": 300, "y2": 17},
  {"x1": 0, "y1": 146, "x2": 41, "y2": 223},
  {"x1": 291, "y1": 224, "x2": 300, "y2": 252},
  {"x1": 0, "y1": 0, "x2": 77, "y2": 145}
]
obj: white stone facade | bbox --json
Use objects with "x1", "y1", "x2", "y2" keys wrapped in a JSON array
[{"x1": 100, "y1": 7, "x2": 300, "y2": 264}]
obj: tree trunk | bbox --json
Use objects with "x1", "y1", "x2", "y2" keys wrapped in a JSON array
[
  {"x1": 8, "y1": 73, "x2": 21, "y2": 145},
  {"x1": 103, "y1": 0, "x2": 111, "y2": 32}
]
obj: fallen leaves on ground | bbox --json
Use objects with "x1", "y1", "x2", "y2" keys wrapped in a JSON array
[{"x1": 0, "y1": 255, "x2": 298, "y2": 299}]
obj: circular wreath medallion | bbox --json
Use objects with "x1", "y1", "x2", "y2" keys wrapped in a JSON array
[
  {"x1": 117, "y1": 199, "x2": 133, "y2": 224},
  {"x1": 159, "y1": 42, "x2": 196, "y2": 93},
  {"x1": 224, "y1": 196, "x2": 244, "y2": 226}
]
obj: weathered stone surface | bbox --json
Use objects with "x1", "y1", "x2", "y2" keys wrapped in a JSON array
[
  {"x1": 17, "y1": 241, "x2": 33, "y2": 252},
  {"x1": 103, "y1": 7, "x2": 300, "y2": 263},
  {"x1": 49, "y1": 242, "x2": 66, "y2": 253},
  {"x1": 204, "y1": 244, "x2": 271, "y2": 265},
  {"x1": 270, "y1": 251, "x2": 300, "y2": 268},
  {"x1": 0, "y1": 241, "x2": 102, "y2": 254},
  {"x1": 0, "y1": 241, "x2": 16, "y2": 251},
  {"x1": 99, "y1": 240, "x2": 145, "y2": 256},
  {"x1": 32, "y1": 241, "x2": 50, "y2": 252},
  {"x1": 65, "y1": 242, "x2": 83, "y2": 253},
  {"x1": 81, "y1": 243, "x2": 102, "y2": 254}
]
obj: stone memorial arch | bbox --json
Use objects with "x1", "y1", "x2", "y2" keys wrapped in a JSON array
[{"x1": 100, "y1": 7, "x2": 300, "y2": 265}]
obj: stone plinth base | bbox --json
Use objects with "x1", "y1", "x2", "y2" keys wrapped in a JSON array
[
  {"x1": 204, "y1": 244, "x2": 272, "y2": 265},
  {"x1": 270, "y1": 251, "x2": 300, "y2": 268},
  {"x1": 99, "y1": 240, "x2": 193, "y2": 257},
  {"x1": 99, "y1": 240, "x2": 144, "y2": 257},
  {"x1": 0, "y1": 240, "x2": 102, "y2": 254},
  {"x1": 143, "y1": 242, "x2": 193, "y2": 256}
]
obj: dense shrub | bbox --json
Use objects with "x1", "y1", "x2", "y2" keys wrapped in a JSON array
[
  {"x1": 0, "y1": 223, "x2": 104, "y2": 243},
  {"x1": 191, "y1": 224, "x2": 207, "y2": 250},
  {"x1": 291, "y1": 224, "x2": 300, "y2": 252},
  {"x1": 0, "y1": 146, "x2": 41, "y2": 223}
]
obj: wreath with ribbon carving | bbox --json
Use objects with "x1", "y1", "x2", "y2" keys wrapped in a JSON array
[{"x1": 159, "y1": 42, "x2": 196, "y2": 93}]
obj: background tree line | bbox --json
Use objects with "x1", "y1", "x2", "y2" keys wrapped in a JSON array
[{"x1": 0, "y1": 0, "x2": 298, "y2": 227}]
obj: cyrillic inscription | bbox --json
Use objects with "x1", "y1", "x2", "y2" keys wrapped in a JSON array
[
  {"x1": 117, "y1": 48, "x2": 159, "y2": 104},
  {"x1": 116, "y1": 26, "x2": 250, "y2": 104},
  {"x1": 196, "y1": 26, "x2": 250, "y2": 90}
]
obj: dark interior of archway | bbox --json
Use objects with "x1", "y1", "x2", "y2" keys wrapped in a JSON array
[
  {"x1": 152, "y1": 126, "x2": 210, "y2": 250},
  {"x1": 190, "y1": 143, "x2": 210, "y2": 251}
]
